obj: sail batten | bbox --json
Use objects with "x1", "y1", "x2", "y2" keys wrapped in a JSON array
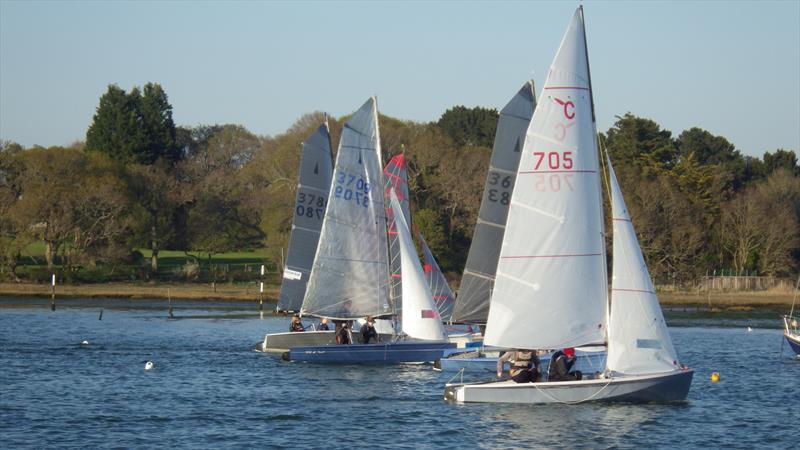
[
  {"x1": 301, "y1": 98, "x2": 391, "y2": 320},
  {"x1": 484, "y1": 8, "x2": 607, "y2": 350},
  {"x1": 453, "y1": 80, "x2": 537, "y2": 324}
]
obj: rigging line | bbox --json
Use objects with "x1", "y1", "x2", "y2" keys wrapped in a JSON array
[
  {"x1": 790, "y1": 274, "x2": 800, "y2": 318},
  {"x1": 530, "y1": 378, "x2": 614, "y2": 405}
]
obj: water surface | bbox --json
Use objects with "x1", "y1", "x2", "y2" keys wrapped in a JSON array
[{"x1": 1, "y1": 299, "x2": 796, "y2": 449}]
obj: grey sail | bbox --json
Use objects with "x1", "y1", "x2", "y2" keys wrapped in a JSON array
[
  {"x1": 277, "y1": 122, "x2": 334, "y2": 312},
  {"x1": 300, "y1": 97, "x2": 392, "y2": 320},
  {"x1": 452, "y1": 81, "x2": 537, "y2": 324}
]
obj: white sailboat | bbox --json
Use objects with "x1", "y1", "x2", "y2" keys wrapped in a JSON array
[
  {"x1": 283, "y1": 98, "x2": 454, "y2": 363},
  {"x1": 445, "y1": 6, "x2": 692, "y2": 404}
]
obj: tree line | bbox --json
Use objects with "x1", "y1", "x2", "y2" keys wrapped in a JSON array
[{"x1": 0, "y1": 83, "x2": 798, "y2": 286}]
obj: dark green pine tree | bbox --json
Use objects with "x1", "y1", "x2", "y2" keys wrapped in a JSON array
[
  {"x1": 85, "y1": 85, "x2": 145, "y2": 163},
  {"x1": 140, "y1": 83, "x2": 179, "y2": 164},
  {"x1": 85, "y1": 83, "x2": 178, "y2": 165},
  {"x1": 436, "y1": 106, "x2": 499, "y2": 148}
]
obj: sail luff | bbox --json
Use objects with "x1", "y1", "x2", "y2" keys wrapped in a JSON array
[
  {"x1": 300, "y1": 98, "x2": 391, "y2": 320},
  {"x1": 418, "y1": 232, "x2": 456, "y2": 323},
  {"x1": 453, "y1": 80, "x2": 537, "y2": 324},
  {"x1": 484, "y1": 8, "x2": 607, "y2": 350},
  {"x1": 277, "y1": 122, "x2": 333, "y2": 312},
  {"x1": 605, "y1": 157, "x2": 680, "y2": 374}
]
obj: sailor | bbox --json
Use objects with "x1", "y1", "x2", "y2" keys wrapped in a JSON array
[
  {"x1": 496, "y1": 349, "x2": 540, "y2": 383},
  {"x1": 289, "y1": 314, "x2": 305, "y2": 332},
  {"x1": 548, "y1": 347, "x2": 583, "y2": 381},
  {"x1": 317, "y1": 317, "x2": 330, "y2": 331},
  {"x1": 360, "y1": 316, "x2": 379, "y2": 344},
  {"x1": 335, "y1": 321, "x2": 352, "y2": 344}
]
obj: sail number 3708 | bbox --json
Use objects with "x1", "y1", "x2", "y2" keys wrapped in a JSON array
[{"x1": 334, "y1": 170, "x2": 371, "y2": 208}]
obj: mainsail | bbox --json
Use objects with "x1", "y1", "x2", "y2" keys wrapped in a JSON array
[
  {"x1": 277, "y1": 121, "x2": 333, "y2": 312},
  {"x1": 301, "y1": 98, "x2": 392, "y2": 320},
  {"x1": 605, "y1": 157, "x2": 680, "y2": 374},
  {"x1": 390, "y1": 192, "x2": 447, "y2": 341},
  {"x1": 383, "y1": 153, "x2": 412, "y2": 316},
  {"x1": 419, "y1": 233, "x2": 456, "y2": 323},
  {"x1": 484, "y1": 9, "x2": 607, "y2": 349},
  {"x1": 453, "y1": 81, "x2": 537, "y2": 324}
]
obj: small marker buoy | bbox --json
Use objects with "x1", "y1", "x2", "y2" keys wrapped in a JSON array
[
  {"x1": 145, "y1": 361, "x2": 155, "y2": 371},
  {"x1": 710, "y1": 372, "x2": 720, "y2": 382},
  {"x1": 747, "y1": 326, "x2": 752, "y2": 332},
  {"x1": 81, "y1": 340, "x2": 89, "y2": 346}
]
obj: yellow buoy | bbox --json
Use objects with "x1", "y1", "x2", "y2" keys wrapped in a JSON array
[{"x1": 710, "y1": 372, "x2": 720, "y2": 382}]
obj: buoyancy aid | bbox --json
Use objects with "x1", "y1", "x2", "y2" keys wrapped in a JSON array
[{"x1": 509, "y1": 351, "x2": 534, "y2": 377}]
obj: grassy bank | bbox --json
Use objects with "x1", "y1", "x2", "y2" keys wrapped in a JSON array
[
  {"x1": 0, "y1": 282, "x2": 796, "y2": 309},
  {"x1": 0, "y1": 282, "x2": 280, "y2": 303}
]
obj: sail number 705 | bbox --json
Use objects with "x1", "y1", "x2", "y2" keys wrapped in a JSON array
[{"x1": 533, "y1": 151, "x2": 573, "y2": 170}]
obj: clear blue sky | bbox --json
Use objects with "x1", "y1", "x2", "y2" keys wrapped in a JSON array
[{"x1": 1, "y1": 0, "x2": 798, "y2": 158}]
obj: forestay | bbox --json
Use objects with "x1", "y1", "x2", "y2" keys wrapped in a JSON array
[
  {"x1": 454, "y1": 81, "x2": 537, "y2": 324},
  {"x1": 301, "y1": 98, "x2": 392, "y2": 320},
  {"x1": 384, "y1": 153, "x2": 412, "y2": 316},
  {"x1": 390, "y1": 192, "x2": 447, "y2": 341},
  {"x1": 484, "y1": 10, "x2": 607, "y2": 350},
  {"x1": 277, "y1": 121, "x2": 333, "y2": 312},
  {"x1": 605, "y1": 158, "x2": 680, "y2": 374}
]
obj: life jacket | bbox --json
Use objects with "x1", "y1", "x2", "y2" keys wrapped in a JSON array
[{"x1": 510, "y1": 351, "x2": 534, "y2": 376}]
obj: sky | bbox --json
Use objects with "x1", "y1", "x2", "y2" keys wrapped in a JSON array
[{"x1": 1, "y1": 0, "x2": 798, "y2": 158}]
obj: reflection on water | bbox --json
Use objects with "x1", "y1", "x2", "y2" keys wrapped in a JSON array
[{"x1": 0, "y1": 299, "x2": 797, "y2": 449}]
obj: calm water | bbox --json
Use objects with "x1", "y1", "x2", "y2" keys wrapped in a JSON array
[{"x1": 1, "y1": 298, "x2": 797, "y2": 449}]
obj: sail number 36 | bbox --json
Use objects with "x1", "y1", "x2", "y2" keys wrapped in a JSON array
[{"x1": 487, "y1": 171, "x2": 512, "y2": 205}]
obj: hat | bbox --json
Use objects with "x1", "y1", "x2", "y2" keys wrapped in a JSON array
[{"x1": 564, "y1": 347, "x2": 575, "y2": 358}]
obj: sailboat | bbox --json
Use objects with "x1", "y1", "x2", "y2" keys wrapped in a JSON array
[
  {"x1": 282, "y1": 98, "x2": 455, "y2": 363},
  {"x1": 452, "y1": 79, "x2": 537, "y2": 325},
  {"x1": 384, "y1": 152, "x2": 457, "y2": 323},
  {"x1": 445, "y1": 7, "x2": 693, "y2": 403},
  {"x1": 257, "y1": 121, "x2": 338, "y2": 352},
  {"x1": 783, "y1": 277, "x2": 800, "y2": 356}
]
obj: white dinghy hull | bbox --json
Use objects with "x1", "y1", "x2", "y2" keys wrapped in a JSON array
[{"x1": 445, "y1": 369, "x2": 693, "y2": 404}]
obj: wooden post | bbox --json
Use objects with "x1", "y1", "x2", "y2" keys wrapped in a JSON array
[
  {"x1": 50, "y1": 273, "x2": 56, "y2": 311},
  {"x1": 259, "y1": 264, "x2": 265, "y2": 311}
]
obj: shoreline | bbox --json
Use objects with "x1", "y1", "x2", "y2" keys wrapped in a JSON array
[
  {"x1": 0, "y1": 282, "x2": 279, "y2": 303},
  {"x1": 0, "y1": 282, "x2": 796, "y2": 308}
]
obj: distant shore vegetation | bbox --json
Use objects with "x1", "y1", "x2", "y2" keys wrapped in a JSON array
[{"x1": 1, "y1": 83, "x2": 798, "y2": 289}]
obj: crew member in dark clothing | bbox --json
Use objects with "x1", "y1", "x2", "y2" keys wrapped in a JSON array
[
  {"x1": 359, "y1": 316, "x2": 379, "y2": 344},
  {"x1": 548, "y1": 347, "x2": 582, "y2": 381},
  {"x1": 335, "y1": 321, "x2": 351, "y2": 344},
  {"x1": 318, "y1": 318, "x2": 330, "y2": 330},
  {"x1": 289, "y1": 315, "x2": 305, "y2": 332},
  {"x1": 497, "y1": 349, "x2": 541, "y2": 383}
]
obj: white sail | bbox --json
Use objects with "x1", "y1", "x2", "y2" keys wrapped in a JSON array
[
  {"x1": 605, "y1": 158, "x2": 680, "y2": 374},
  {"x1": 301, "y1": 97, "x2": 392, "y2": 320},
  {"x1": 484, "y1": 8, "x2": 607, "y2": 350},
  {"x1": 390, "y1": 192, "x2": 447, "y2": 341}
]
